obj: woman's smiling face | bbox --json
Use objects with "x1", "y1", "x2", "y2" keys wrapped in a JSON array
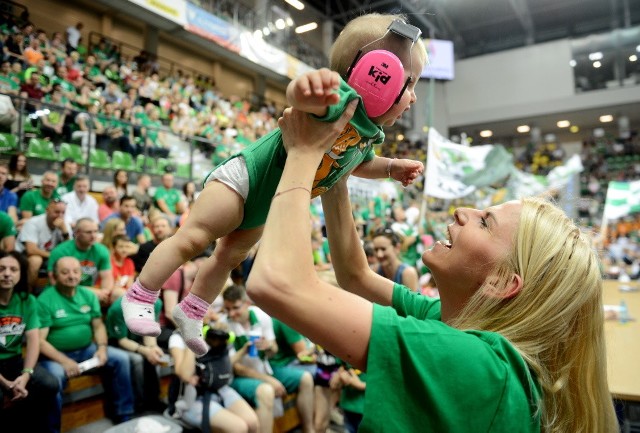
[{"x1": 423, "y1": 201, "x2": 522, "y2": 301}]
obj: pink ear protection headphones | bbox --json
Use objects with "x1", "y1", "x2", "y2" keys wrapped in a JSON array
[{"x1": 346, "y1": 20, "x2": 422, "y2": 117}]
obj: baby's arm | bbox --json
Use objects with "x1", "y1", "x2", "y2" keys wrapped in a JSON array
[
  {"x1": 286, "y1": 68, "x2": 341, "y2": 117},
  {"x1": 352, "y1": 155, "x2": 424, "y2": 187}
]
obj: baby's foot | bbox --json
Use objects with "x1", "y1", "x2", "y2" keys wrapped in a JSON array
[
  {"x1": 173, "y1": 305, "x2": 208, "y2": 356},
  {"x1": 122, "y1": 280, "x2": 160, "y2": 337}
]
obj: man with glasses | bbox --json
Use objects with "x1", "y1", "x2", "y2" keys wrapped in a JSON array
[{"x1": 47, "y1": 218, "x2": 114, "y2": 305}]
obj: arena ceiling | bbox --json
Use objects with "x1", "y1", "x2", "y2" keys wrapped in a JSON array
[{"x1": 298, "y1": 0, "x2": 640, "y2": 59}]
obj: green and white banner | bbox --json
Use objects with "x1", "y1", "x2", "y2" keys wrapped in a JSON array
[{"x1": 604, "y1": 180, "x2": 640, "y2": 219}]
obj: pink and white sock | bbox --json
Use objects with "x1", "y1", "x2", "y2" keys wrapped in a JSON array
[
  {"x1": 173, "y1": 293, "x2": 210, "y2": 356},
  {"x1": 122, "y1": 280, "x2": 160, "y2": 337}
]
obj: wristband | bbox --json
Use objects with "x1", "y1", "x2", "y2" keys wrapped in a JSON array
[
  {"x1": 21, "y1": 368, "x2": 34, "y2": 375},
  {"x1": 386, "y1": 158, "x2": 396, "y2": 178}
]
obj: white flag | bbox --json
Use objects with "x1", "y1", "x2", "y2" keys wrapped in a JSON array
[
  {"x1": 603, "y1": 180, "x2": 640, "y2": 220},
  {"x1": 425, "y1": 128, "x2": 493, "y2": 199}
]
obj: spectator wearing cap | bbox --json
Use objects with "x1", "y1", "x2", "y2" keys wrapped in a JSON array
[{"x1": 61, "y1": 175, "x2": 99, "y2": 228}]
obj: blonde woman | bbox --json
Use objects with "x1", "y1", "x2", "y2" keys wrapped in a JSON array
[{"x1": 246, "y1": 105, "x2": 618, "y2": 432}]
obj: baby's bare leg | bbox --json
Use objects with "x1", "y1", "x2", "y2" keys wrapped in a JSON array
[
  {"x1": 173, "y1": 227, "x2": 263, "y2": 355},
  {"x1": 123, "y1": 181, "x2": 244, "y2": 337}
]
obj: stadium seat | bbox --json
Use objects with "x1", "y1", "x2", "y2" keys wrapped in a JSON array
[
  {"x1": 58, "y1": 143, "x2": 85, "y2": 165},
  {"x1": 111, "y1": 150, "x2": 137, "y2": 171},
  {"x1": 0, "y1": 133, "x2": 18, "y2": 154},
  {"x1": 176, "y1": 163, "x2": 191, "y2": 179},
  {"x1": 136, "y1": 155, "x2": 157, "y2": 174},
  {"x1": 25, "y1": 138, "x2": 58, "y2": 161},
  {"x1": 156, "y1": 158, "x2": 177, "y2": 174},
  {"x1": 89, "y1": 148, "x2": 111, "y2": 170}
]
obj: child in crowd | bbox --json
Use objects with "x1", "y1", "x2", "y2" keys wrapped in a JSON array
[
  {"x1": 110, "y1": 234, "x2": 136, "y2": 291},
  {"x1": 123, "y1": 13, "x2": 428, "y2": 355}
]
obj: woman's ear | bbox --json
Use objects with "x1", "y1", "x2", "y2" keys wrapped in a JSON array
[{"x1": 482, "y1": 273, "x2": 523, "y2": 299}]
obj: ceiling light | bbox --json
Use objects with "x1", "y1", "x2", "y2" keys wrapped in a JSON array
[
  {"x1": 630, "y1": 54, "x2": 638, "y2": 62},
  {"x1": 599, "y1": 115, "x2": 613, "y2": 123},
  {"x1": 569, "y1": 59, "x2": 576, "y2": 67},
  {"x1": 285, "y1": 0, "x2": 304, "y2": 10},
  {"x1": 479, "y1": 130, "x2": 493, "y2": 138},
  {"x1": 275, "y1": 19, "x2": 286, "y2": 30},
  {"x1": 557, "y1": 120, "x2": 570, "y2": 128},
  {"x1": 588, "y1": 52, "x2": 603, "y2": 61},
  {"x1": 295, "y1": 22, "x2": 318, "y2": 33},
  {"x1": 593, "y1": 61, "x2": 601, "y2": 68},
  {"x1": 397, "y1": 134, "x2": 404, "y2": 141},
  {"x1": 517, "y1": 125, "x2": 530, "y2": 133},
  {"x1": 253, "y1": 30, "x2": 263, "y2": 38},
  {"x1": 569, "y1": 125, "x2": 579, "y2": 133},
  {"x1": 286, "y1": 17, "x2": 294, "y2": 26},
  {"x1": 637, "y1": 44, "x2": 640, "y2": 52},
  {"x1": 263, "y1": 27, "x2": 270, "y2": 36}
]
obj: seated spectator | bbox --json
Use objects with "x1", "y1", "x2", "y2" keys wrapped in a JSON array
[
  {"x1": 168, "y1": 327, "x2": 258, "y2": 432},
  {"x1": 0, "y1": 251, "x2": 59, "y2": 433},
  {"x1": 55, "y1": 158, "x2": 78, "y2": 197},
  {"x1": 18, "y1": 170, "x2": 59, "y2": 223},
  {"x1": 370, "y1": 227, "x2": 419, "y2": 291},
  {"x1": 113, "y1": 170, "x2": 128, "y2": 199},
  {"x1": 0, "y1": 161, "x2": 18, "y2": 224},
  {"x1": 5, "y1": 153, "x2": 33, "y2": 200},
  {"x1": 48, "y1": 218, "x2": 116, "y2": 305},
  {"x1": 154, "y1": 173, "x2": 185, "y2": 224},
  {"x1": 131, "y1": 174, "x2": 153, "y2": 219},
  {"x1": 131, "y1": 214, "x2": 174, "y2": 273},
  {"x1": 40, "y1": 88, "x2": 70, "y2": 146},
  {"x1": 72, "y1": 104, "x2": 104, "y2": 151},
  {"x1": 270, "y1": 318, "x2": 340, "y2": 433},
  {"x1": 102, "y1": 195, "x2": 146, "y2": 244},
  {"x1": 105, "y1": 294, "x2": 165, "y2": 414},
  {"x1": 109, "y1": 235, "x2": 137, "y2": 291},
  {"x1": 0, "y1": 210, "x2": 16, "y2": 252},
  {"x1": 15, "y1": 199, "x2": 70, "y2": 289},
  {"x1": 98, "y1": 185, "x2": 119, "y2": 222},
  {"x1": 38, "y1": 256, "x2": 135, "y2": 425},
  {"x1": 222, "y1": 285, "x2": 315, "y2": 433},
  {"x1": 101, "y1": 217, "x2": 126, "y2": 248},
  {"x1": 335, "y1": 364, "x2": 366, "y2": 433},
  {"x1": 141, "y1": 107, "x2": 169, "y2": 158},
  {"x1": 61, "y1": 175, "x2": 99, "y2": 228}
]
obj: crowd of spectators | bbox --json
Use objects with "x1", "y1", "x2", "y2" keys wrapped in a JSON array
[{"x1": 1, "y1": 6, "x2": 640, "y2": 433}]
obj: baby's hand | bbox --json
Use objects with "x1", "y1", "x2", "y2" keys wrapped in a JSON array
[
  {"x1": 286, "y1": 68, "x2": 341, "y2": 113},
  {"x1": 390, "y1": 159, "x2": 424, "y2": 187}
]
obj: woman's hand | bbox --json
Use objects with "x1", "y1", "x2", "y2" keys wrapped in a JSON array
[{"x1": 278, "y1": 99, "x2": 358, "y2": 157}]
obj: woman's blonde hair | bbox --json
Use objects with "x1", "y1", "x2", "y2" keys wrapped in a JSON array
[
  {"x1": 451, "y1": 196, "x2": 617, "y2": 433},
  {"x1": 101, "y1": 218, "x2": 125, "y2": 251},
  {"x1": 330, "y1": 13, "x2": 427, "y2": 77}
]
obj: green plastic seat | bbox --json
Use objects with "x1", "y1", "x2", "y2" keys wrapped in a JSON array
[
  {"x1": 111, "y1": 150, "x2": 137, "y2": 171},
  {"x1": 0, "y1": 133, "x2": 18, "y2": 153},
  {"x1": 89, "y1": 148, "x2": 111, "y2": 170},
  {"x1": 25, "y1": 138, "x2": 57, "y2": 161},
  {"x1": 176, "y1": 163, "x2": 191, "y2": 179},
  {"x1": 136, "y1": 154, "x2": 157, "y2": 174},
  {"x1": 58, "y1": 143, "x2": 85, "y2": 165}
]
